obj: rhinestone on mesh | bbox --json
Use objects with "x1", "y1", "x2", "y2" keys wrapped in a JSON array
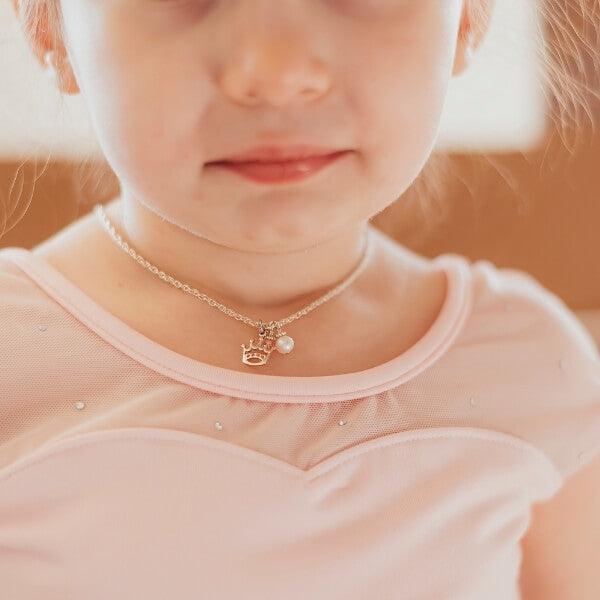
[
  {"x1": 469, "y1": 396, "x2": 476, "y2": 406},
  {"x1": 338, "y1": 419, "x2": 347, "y2": 426},
  {"x1": 215, "y1": 422, "x2": 223, "y2": 431},
  {"x1": 38, "y1": 325, "x2": 47, "y2": 331},
  {"x1": 75, "y1": 401, "x2": 85, "y2": 410}
]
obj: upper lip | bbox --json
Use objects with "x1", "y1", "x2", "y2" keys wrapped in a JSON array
[{"x1": 208, "y1": 145, "x2": 349, "y2": 164}]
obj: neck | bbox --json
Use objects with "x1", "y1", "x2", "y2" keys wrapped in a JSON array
[{"x1": 102, "y1": 195, "x2": 373, "y2": 316}]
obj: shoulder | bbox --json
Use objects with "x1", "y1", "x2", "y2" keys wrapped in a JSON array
[
  {"x1": 0, "y1": 246, "x2": 80, "y2": 394},
  {"x1": 0, "y1": 247, "x2": 60, "y2": 337},
  {"x1": 458, "y1": 257, "x2": 599, "y2": 360},
  {"x1": 0, "y1": 245, "x2": 60, "y2": 368},
  {"x1": 0, "y1": 244, "x2": 73, "y2": 318},
  {"x1": 0, "y1": 246, "x2": 105, "y2": 467},
  {"x1": 457, "y1": 257, "x2": 600, "y2": 485},
  {"x1": 0, "y1": 247, "x2": 45, "y2": 302},
  {"x1": 0, "y1": 248, "x2": 58, "y2": 454}
]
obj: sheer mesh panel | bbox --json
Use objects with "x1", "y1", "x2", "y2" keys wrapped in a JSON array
[{"x1": 2, "y1": 250, "x2": 600, "y2": 484}]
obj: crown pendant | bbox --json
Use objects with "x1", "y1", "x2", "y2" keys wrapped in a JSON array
[{"x1": 241, "y1": 320, "x2": 295, "y2": 366}]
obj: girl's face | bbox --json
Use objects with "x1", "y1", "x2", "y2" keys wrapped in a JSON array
[{"x1": 57, "y1": 0, "x2": 469, "y2": 249}]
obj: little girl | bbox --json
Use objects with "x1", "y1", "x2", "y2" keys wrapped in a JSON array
[{"x1": 2, "y1": 1, "x2": 599, "y2": 598}]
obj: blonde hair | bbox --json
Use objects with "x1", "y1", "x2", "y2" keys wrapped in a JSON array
[{"x1": 3, "y1": 0, "x2": 600, "y2": 240}]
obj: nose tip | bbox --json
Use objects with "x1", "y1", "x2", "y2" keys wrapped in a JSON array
[
  {"x1": 218, "y1": 42, "x2": 332, "y2": 107},
  {"x1": 244, "y1": 73, "x2": 330, "y2": 107}
]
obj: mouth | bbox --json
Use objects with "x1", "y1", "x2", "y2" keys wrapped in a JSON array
[
  {"x1": 210, "y1": 144, "x2": 349, "y2": 163},
  {"x1": 205, "y1": 150, "x2": 352, "y2": 185}
]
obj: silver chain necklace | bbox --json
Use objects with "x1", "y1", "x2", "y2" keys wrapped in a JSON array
[{"x1": 93, "y1": 203, "x2": 375, "y2": 367}]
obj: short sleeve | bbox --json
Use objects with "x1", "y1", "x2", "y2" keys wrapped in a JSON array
[{"x1": 471, "y1": 260, "x2": 600, "y2": 485}]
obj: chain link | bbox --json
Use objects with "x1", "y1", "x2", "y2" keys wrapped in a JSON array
[{"x1": 93, "y1": 203, "x2": 375, "y2": 330}]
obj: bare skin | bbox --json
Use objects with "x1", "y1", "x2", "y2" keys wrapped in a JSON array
[{"x1": 32, "y1": 197, "x2": 448, "y2": 377}]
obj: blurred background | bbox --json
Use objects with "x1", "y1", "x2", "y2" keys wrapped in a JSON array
[{"x1": 1, "y1": 0, "x2": 599, "y2": 344}]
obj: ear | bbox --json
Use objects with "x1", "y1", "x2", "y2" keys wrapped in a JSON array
[
  {"x1": 11, "y1": 0, "x2": 80, "y2": 95},
  {"x1": 452, "y1": 0, "x2": 496, "y2": 77}
]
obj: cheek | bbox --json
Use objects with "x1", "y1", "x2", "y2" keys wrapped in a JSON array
[
  {"x1": 60, "y1": 3, "x2": 138, "y2": 154},
  {"x1": 353, "y1": 18, "x2": 458, "y2": 184},
  {"x1": 61, "y1": 2, "x2": 196, "y2": 178}
]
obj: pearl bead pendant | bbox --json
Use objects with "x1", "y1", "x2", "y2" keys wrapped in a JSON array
[{"x1": 275, "y1": 335, "x2": 294, "y2": 354}]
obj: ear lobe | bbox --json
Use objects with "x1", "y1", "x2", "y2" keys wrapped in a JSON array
[
  {"x1": 47, "y1": 48, "x2": 81, "y2": 96},
  {"x1": 452, "y1": 32, "x2": 476, "y2": 77},
  {"x1": 53, "y1": 57, "x2": 81, "y2": 96},
  {"x1": 37, "y1": 47, "x2": 81, "y2": 97},
  {"x1": 11, "y1": 0, "x2": 80, "y2": 95}
]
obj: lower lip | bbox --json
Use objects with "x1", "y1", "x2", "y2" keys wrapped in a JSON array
[{"x1": 206, "y1": 151, "x2": 351, "y2": 184}]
